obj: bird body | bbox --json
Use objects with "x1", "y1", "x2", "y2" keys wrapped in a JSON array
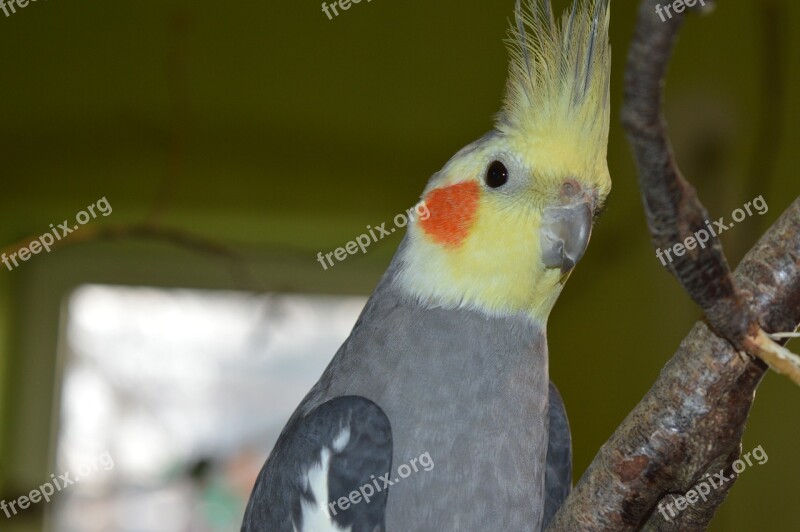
[
  {"x1": 243, "y1": 1, "x2": 610, "y2": 530},
  {"x1": 317, "y1": 263, "x2": 548, "y2": 530},
  {"x1": 244, "y1": 258, "x2": 551, "y2": 530}
]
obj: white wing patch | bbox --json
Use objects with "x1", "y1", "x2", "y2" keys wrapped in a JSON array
[
  {"x1": 332, "y1": 426, "x2": 350, "y2": 452},
  {"x1": 293, "y1": 427, "x2": 352, "y2": 532}
]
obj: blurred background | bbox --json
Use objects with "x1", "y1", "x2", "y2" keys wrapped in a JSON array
[{"x1": 0, "y1": 0, "x2": 798, "y2": 530}]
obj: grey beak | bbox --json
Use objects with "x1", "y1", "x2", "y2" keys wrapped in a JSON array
[{"x1": 540, "y1": 202, "x2": 593, "y2": 273}]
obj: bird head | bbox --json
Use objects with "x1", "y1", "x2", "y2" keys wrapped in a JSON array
[{"x1": 395, "y1": 0, "x2": 611, "y2": 323}]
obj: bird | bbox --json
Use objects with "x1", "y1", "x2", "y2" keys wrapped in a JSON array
[{"x1": 242, "y1": 0, "x2": 611, "y2": 530}]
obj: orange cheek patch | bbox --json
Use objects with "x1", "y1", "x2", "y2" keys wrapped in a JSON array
[{"x1": 419, "y1": 181, "x2": 480, "y2": 247}]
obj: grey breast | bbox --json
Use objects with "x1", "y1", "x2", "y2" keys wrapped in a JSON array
[{"x1": 301, "y1": 258, "x2": 551, "y2": 531}]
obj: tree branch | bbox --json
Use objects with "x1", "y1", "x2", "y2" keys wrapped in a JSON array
[
  {"x1": 548, "y1": 0, "x2": 800, "y2": 529},
  {"x1": 620, "y1": 0, "x2": 756, "y2": 350},
  {"x1": 548, "y1": 198, "x2": 799, "y2": 531}
]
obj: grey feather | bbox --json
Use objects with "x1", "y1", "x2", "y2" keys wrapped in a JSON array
[
  {"x1": 242, "y1": 396, "x2": 393, "y2": 532},
  {"x1": 543, "y1": 381, "x2": 573, "y2": 528},
  {"x1": 246, "y1": 242, "x2": 551, "y2": 530}
]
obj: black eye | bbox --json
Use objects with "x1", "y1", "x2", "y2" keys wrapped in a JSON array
[{"x1": 485, "y1": 160, "x2": 508, "y2": 188}]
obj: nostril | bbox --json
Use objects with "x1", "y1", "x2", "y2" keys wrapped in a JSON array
[{"x1": 561, "y1": 179, "x2": 581, "y2": 199}]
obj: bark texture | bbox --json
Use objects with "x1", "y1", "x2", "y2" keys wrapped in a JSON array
[{"x1": 548, "y1": 1, "x2": 799, "y2": 529}]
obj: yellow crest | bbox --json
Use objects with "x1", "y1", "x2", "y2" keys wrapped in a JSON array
[{"x1": 498, "y1": 0, "x2": 611, "y2": 190}]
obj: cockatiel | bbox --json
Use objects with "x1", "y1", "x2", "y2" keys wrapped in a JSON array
[{"x1": 242, "y1": 0, "x2": 611, "y2": 530}]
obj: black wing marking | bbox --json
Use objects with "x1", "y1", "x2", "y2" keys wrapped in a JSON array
[
  {"x1": 542, "y1": 380, "x2": 572, "y2": 528},
  {"x1": 242, "y1": 396, "x2": 393, "y2": 532}
]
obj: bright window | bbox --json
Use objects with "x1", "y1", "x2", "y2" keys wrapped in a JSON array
[{"x1": 52, "y1": 284, "x2": 366, "y2": 531}]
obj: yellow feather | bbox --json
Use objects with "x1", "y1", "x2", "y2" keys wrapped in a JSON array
[
  {"x1": 396, "y1": 192, "x2": 567, "y2": 322},
  {"x1": 395, "y1": 0, "x2": 611, "y2": 322},
  {"x1": 499, "y1": 0, "x2": 611, "y2": 194}
]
